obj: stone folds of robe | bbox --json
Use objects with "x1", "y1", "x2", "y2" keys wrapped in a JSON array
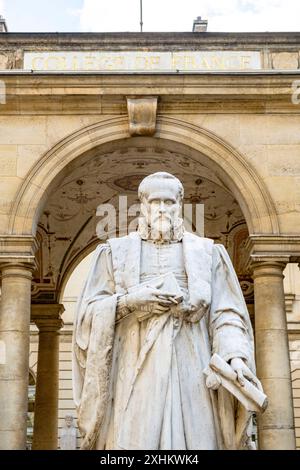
[{"x1": 72, "y1": 232, "x2": 255, "y2": 450}]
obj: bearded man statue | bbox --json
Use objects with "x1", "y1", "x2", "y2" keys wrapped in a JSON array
[{"x1": 73, "y1": 171, "x2": 264, "y2": 450}]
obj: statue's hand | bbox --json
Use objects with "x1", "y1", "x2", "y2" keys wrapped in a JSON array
[
  {"x1": 126, "y1": 285, "x2": 178, "y2": 321},
  {"x1": 230, "y1": 357, "x2": 263, "y2": 391}
]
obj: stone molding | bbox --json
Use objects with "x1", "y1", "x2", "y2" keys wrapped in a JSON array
[
  {"x1": 31, "y1": 303, "x2": 65, "y2": 332},
  {"x1": 2, "y1": 31, "x2": 300, "y2": 48},
  {"x1": 0, "y1": 73, "x2": 299, "y2": 115},
  {"x1": 245, "y1": 235, "x2": 300, "y2": 272},
  {"x1": 285, "y1": 293, "x2": 296, "y2": 314},
  {"x1": 0, "y1": 235, "x2": 38, "y2": 268}
]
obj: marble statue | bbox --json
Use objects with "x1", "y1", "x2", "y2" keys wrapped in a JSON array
[
  {"x1": 60, "y1": 415, "x2": 77, "y2": 450},
  {"x1": 73, "y1": 171, "x2": 265, "y2": 450}
]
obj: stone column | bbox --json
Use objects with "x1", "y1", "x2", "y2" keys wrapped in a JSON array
[
  {"x1": 32, "y1": 304, "x2": 64, "y2": 450},
  {"x1": 0, "y1": 262, "x2": 33, "y2": 450},
  {"x1": 253, "y1": 260, "x2": 296, "y2": 450}
]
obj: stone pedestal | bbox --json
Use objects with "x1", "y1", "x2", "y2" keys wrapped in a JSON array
[
  {"x1": 253, "y1": 261, "x2": 296, "y2": 450},
  {"x1": 32, "y1": 304, "x2": 64, "y2": 450},
  {"x1": 0, "y1": 263, "x2": 33, "y2": 449}
]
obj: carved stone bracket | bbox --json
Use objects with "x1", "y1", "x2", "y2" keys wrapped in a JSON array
[{"x1": 126, "y1": 96, "x2": 158, "y2": 136}]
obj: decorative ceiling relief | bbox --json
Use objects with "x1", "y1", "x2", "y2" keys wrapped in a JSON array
[{"x1": 34, "y1": 146, "x2": 248, "y2": 302}]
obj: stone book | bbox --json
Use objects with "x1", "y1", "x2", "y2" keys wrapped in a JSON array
[{"x1": 127, "y1": 272, "x2": 184, "y2": 303}]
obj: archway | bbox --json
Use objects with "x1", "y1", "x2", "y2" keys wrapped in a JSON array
[
  {"x1": 27, "y1": 124, "x2": 265, "y2": 448},
  {"x1": 26, "y1": 135, "x2": 259, "y2": 306},
  {"x1": 8, "y1": 115, "x2": 290, "y2": 450},
  {"x1": 9, "y1": 116, "x2": 279, "y2": 237}
]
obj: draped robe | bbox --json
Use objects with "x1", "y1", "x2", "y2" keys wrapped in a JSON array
[{"x1": 72, "y1": 232, "x2": 256, "y2": 450}]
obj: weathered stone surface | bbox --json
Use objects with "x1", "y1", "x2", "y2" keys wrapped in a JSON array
[{"x1": 272, "y1": 52, "x2": 299, "y2": 70}]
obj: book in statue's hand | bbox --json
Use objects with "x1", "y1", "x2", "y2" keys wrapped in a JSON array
[{"x1": 127, "y1": 272, "x2": 184, "y2": 303}]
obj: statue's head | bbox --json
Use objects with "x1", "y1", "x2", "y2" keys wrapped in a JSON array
[
  {"x1": 138, "y1": 172, "x2": 184, "y2": 242},
  {"x1": 64, "y1": 415, "x2": 74, "y2": 428}
]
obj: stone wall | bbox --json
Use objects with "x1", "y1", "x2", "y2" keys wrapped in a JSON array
[{"x1": 290, "y1": 339, "x2": 300, "y2": 449}]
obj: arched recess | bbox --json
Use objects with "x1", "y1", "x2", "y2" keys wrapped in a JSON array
[
  {"x1": 9, "y1": 116, "x2": 279, "y2": 236},
  {"x1": 57, "y1": 239, "x2": 98, "y2": 303},
  {"x1": 27, "y1": 368, "x2": 36, "y2": 450}
]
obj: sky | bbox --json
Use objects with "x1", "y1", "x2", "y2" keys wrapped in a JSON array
[{"x1": 1, "y1": 0, "x2": 300, "y2": 33}]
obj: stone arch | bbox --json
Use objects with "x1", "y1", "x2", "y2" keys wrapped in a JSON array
[
  {"x1": 29, "y1": 368, "x2": 36, "y2": 385},
  {"x1": 57, "y1": 240, "x2": 98, "y2": 304},
  {"x1": 9, "y1": 115, "x2": 279, "y2": 236}
]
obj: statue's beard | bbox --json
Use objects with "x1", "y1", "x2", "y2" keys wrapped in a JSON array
[
  {"x1": 150, "y1": 215, "x2": 173, "y2": 241},
  {"x1": 137, "y1": 215, "x2": 184, "y2": 243}
]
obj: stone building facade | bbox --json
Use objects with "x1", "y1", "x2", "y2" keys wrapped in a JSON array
[{"x1": 0, "y1": 31, "x2": 299, "y2": 450}]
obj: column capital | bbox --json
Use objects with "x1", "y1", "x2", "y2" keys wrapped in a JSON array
[
  {"x1": 244, "y1": 234, "x2": 300, "y2": 259},
  {"x1": 243, "y1": 234, "x2": 300, "y2": 273},
  {"x1": 0, "y1": 259, "x2": 37, "y2": 277},
  {"x1": 249, "y1": 256, "x2": 289, "y2": 272},
  {"x1": 0, "y1": 235, "x2": 38, "y2": 272},
  {"x1": 31, "y1": 304, "x2": 65, "y2": 332},
  {"x1": 250, "y1": 258, "x2": 288, "y2": 280}
]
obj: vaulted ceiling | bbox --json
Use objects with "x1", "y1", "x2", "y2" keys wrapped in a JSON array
[{"x1": 32, "y1": 144, "x2": 251, "y2": 303}]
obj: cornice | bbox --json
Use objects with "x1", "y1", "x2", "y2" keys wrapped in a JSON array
[
  {"x1": 0, "y1": 73, "x2": 299, "y2": 115},
  {"x1": 1, "y1": 32, "x2": 300, "y2": 50}
]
